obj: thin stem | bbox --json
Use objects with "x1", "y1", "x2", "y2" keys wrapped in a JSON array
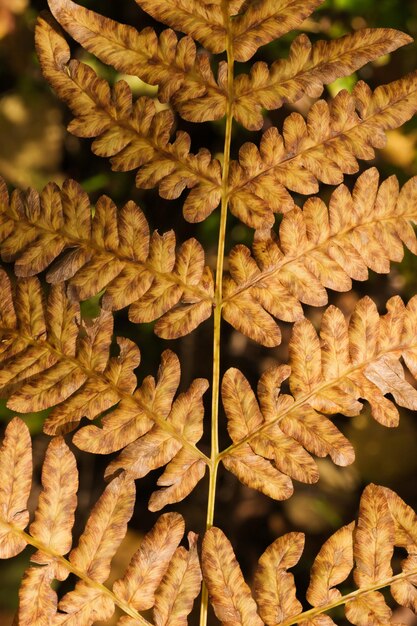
[
  {"x1": 279, "y1": 567, "x2": 417, "y2": 626},
  {"x1": 206, "y1": 0, "x2": 235, "y2": 532},
  {"x1": 11, "y1": 526, "x2": 151, "y2": 626},
  {"x1": 199, "y1": 4, "x2": 234, "y2": 626}
]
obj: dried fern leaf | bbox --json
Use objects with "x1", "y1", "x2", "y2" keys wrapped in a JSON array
[
  {"x1": 221, "y1": 295, "x2": 417, "y2": 498},
  {"x1": 306, "y1": 523, "x2": 354, "y2": 608},
  {"x1": 230, "y1": 0, "x2": 323, "y2": 62},
  {"x1": 47, "y1": 0, "x2": 228, "y2": 122},
  {"x1": 221, "y1": 367, "x2": 305, "y2": 499},
  {"x1": 233, "y1": 29, "x2": 412, "y2": 130},
  {"x1": 203, "y1": 486, "x2": 417, "y2": 626},
  {"x1": 104, "y1": 377, "x2": 208, "y2": 483},
  {"x1": 148, "y1": 449, "x2": 207, "y2": 512},
  {"x1": 253, "y1": 532, "x2": 304, "y2": 625},
  {"x1": 113, "y1": 513, "x2": 185, "y2": 612},
  {"x1": 384, "y1": 488, "x2": 417, "y2": 615},
  {"x1": 0, "y1": 273, "x2": 209, "y2": 504},
  {"x1": 229, "y1": 73, "x2": 417, "y2": 228},
  {"x1": 0, "y1": 417, "x2": 32, "y2": 558},
  {"x1": 19, "y1": 564, "x2": 58, "y2": 626},
  {"x1": 29, "y1": 437, "x2": 78, "y2": 573},
  {"x1": 134, "y1": 0, "x2": 227, "y2": 55},
  {"x1": 153, "y1": 531, "x2": 201, "y2": 626},
  {"x1": 345, "y1": 484, "x2": 395, "y2": 625},
  {"x1": 0, "y1": 177, "x2": 213, "y2": 338},
  {"x1": 202, "y1": 527, "x2": 263, "y2": 626},
  {"x1": 223, "y1": 168, "x2": 417, "y2": 346},
  {"x1": 0, "y1": 419, "x2": 201, "y2": 625},
  {"x1": 35, "y1": 16, "x2": 222, "y2": 223}
]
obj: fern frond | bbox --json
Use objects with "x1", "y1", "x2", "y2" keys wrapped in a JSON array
[
  {"x1": 233, "y1": 29, "x2": 412, "y2": 130},
  {"x1": 133, "y1": 0, "x2": 322, "y2": 63},
  {"x1": 202, "y1": 485, "x2": 417, "y2": 626},
  {"x1": 0, "y1": 177, "x2": 214, "y2": 338},
  {"x1": 223, "y1": 168, "x2": 417, "y2": 346},
  {"x1": 230, "y1": 0, "x2": 323, "y2": 62},
  {"x1": 47, "y1": 0, "x2": 228, "y2": 123},
  {"x1": 0, "y1": 419, "x2": 201, "y2": 625},
  {"x1": 35, "y1": 16, "x2": 222, "y2": 223},
  {"x1": 220, "y1": 295, "x2": 417, "y2": 498},
  {"x1": 0, "y1": 272, "x2": 209, "y2": 504},
  {"x1": 201, "y1": 527, "x2": 264, "y2": 626},
  {"x1": 133, "y1": 0, "x2": 227, "y2": 56},
  {"x1": 229, "y1": 73, "x2": 417, "y2": 228}
]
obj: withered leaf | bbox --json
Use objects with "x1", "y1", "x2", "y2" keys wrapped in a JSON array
[
  {"x1": 113, "y1": 513, "x2": 185, "y2": 612},
  {"x1": 47, "y1": 0, "x2": 227, "y2": 121},
  {"x1": 230, "y1": 0, "x2": 323, "y2": 62},
  {"x1": 0, "y1": 273, "x2": 209, "y2": 505},
  {"x1": 221, "y1": 294, "x2": 417, "y2": 497},
  {"x1": 35, "y1": 17, "x2": 222, "y2": 223},
  {"x1": 202, "y1": 487, "x2": 417, "y2": 625},
  {"x1": 202, "y1": 527, "x2": 263, "y2": 626},
  {"x1": 229, "y1": 75, "x2": 417, "y2": 228},
  {"x1": 153, "y1": 532, "x2": 202, "y2": 626},
  {"x1": 224, "y1": 169, "x2": 417, "y2": 345},
  {"x1": 254, "y1": 532, "x2": 304, "y2": 625},
  {"x1": 306, "y1": 523, "x2": 354, "y2": 607},
  {"x1": 18, "y1": 565, "x2": 58, "y2": 625},
  {"x1": 0, "y1": 178, "x2": 213, "y2": 338},
  {"x1": 234, "y1": 29, "x2": 412, "y2": 129},
  {"x1": 134, "y1": 0, "x2": 227, "y2": 55},
  {"x1": 29, "y1": 437, "x2": 78, "y2": 570},
  {"x1": 0, "y1": 418, "x2": 32, "y2": 558}
]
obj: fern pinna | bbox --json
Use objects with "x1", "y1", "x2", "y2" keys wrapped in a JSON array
[{"x1": 1, "y1": 0, "x2": 417, "y2": 624}]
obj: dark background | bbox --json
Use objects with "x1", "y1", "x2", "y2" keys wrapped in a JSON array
[{"x1": 1, "y1": 0, "x2": 417, "y2": 623}]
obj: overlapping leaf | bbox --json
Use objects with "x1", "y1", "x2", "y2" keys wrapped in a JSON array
[
  {"x1": 230, "y1": 0, "x2": 324, "y2": 62},
  {"x1": 134, "y1": 0, "x2": 228, "y2": 56},
  {"x1": 35, "y1": 16, "x2": 222, "y2": 223},
  {"x1": 221, "y1": 295, "x2": 417, "y2": 498},
  {"x1": 0, "y1": 177, "x2": 214, "y2": 338},
  {"x1": 0, "y1": 419, "x2": 201, "y2": 625},
  {"x1": 229, "y1": 73, "x2": 417, "y2": 228},
  {"x1": 134, "y1": 0, "x2": 324, "y2": 63},
  {"x1": 0, "y1": 271, "x2": 209, "y2": 506},
  {"x1": 45, "y1": 0, "x2": 411, "y2": 131},
  {"x1": 223, "y1": 168, "x2": 417, "y2": 346},
  {"x1": 47, "y1": 0, "x2": 228, "y2": 123},
  {"x1": 234, "y1": 29, "x2": 412, "y2": 130},
  {"x1": 203, "y1": 485, "x2": 417, "y2": 626}
]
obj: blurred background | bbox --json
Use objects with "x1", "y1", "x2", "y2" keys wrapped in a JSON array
[{"x1": 1, "y1": 0, "x2": 417, "y2": 623}]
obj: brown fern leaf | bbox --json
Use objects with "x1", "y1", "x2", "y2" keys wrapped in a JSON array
[
  {"x1": 223, "y1": 168, "x2": 417, "y2": 346},
  {"x1": 0, "y1": 417, "x2": 32, "y2": 559},
  {"x1": 230, "y1": 0, "x2": 323, "y2": 62},
  {"x1": 0, "y1": 419, "x2": 200, "y2": 625},
  {"x1": 229, "y1": 73, "x2": 417, "y2": 228},
  {"x1": 47, "y1": 0, "x2": 228, "y2": 123},
  {"x1": 153, "y1": 531, "x2": 202, "y2": 626},
  {"x1": 220, "y1": 295, "x2": 417, "y2": 499},
  {"x1": 0, "y1": 177, "x2": 214, "y2": 338},
  {"x1": 35, "y1": 16, "x2": 222, "y2": 223},
  {"x1": 203, "y1": 485, "x2": 417, "y2": 626},
  {"x1": 133, "y1": 0, "x2": 322, "y2": 63},
  {"x1": 134, "y1": 0, "x2": 227, "y2": 56},
  {"x1": 254, "y1": 532, "x2": 305, "y2": 624},
  {"x1": 233, "y1": 29, "x2": 412, "y2": 130},
  {"x1": 202, "y1": 526, "x2": 263, "y2": 626},
  {"x1": 0, "y1": 272, "x2": 209, "y2": 503},
  {"x1": 384, "y1": 488, "x2": 417, "y2": 614}
]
